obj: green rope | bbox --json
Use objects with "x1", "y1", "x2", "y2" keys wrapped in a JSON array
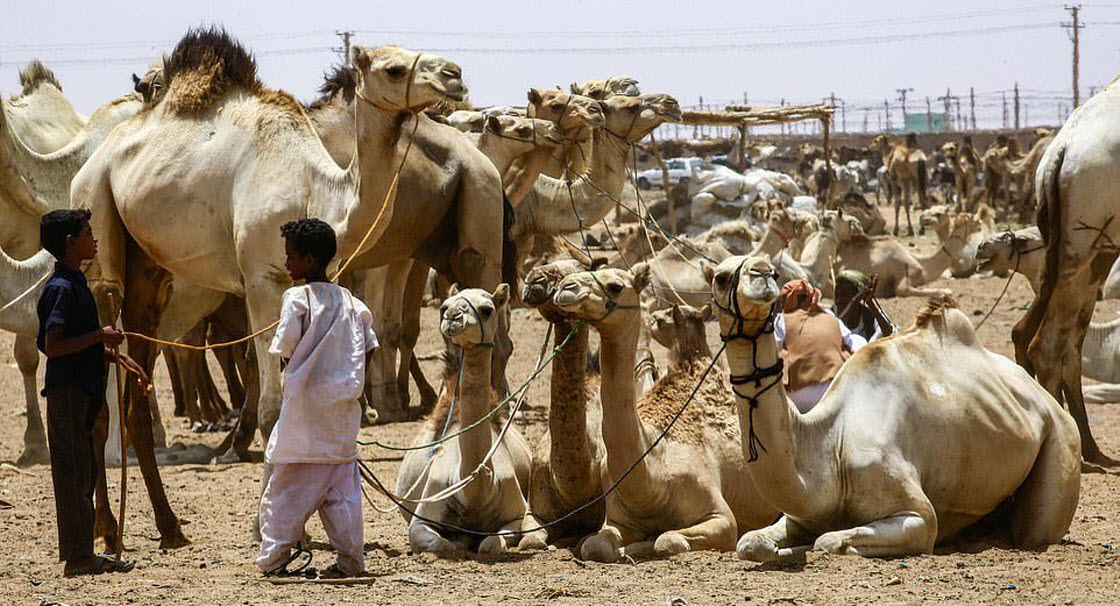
[{"x1": 356, "y1": 323, "x2": 580, "y2": 451}]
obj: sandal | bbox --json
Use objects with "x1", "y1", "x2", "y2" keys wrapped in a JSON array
[
  {"x1": 64, "y1": 555, "x2": 135, "y2": 577},
  {"x1": 317, "y1": 563, "x2": 363, "y2": 579}
]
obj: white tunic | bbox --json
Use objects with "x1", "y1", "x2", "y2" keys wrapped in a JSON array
[{"x1": 265, "y1": 283, "x2": 378, "y2": 465}]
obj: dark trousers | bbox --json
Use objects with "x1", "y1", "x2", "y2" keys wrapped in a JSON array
[{"x1": 45, "y1": 385, "x2": 103, "y2": 562}]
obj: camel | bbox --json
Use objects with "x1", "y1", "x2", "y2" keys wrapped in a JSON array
[
  {"x1": 515, "y1": 259, "x2": 607, "y2": 550},
  {"x1": 570, "y1": 77, "x2": 641, "y2": 100},
  {"x1": 550, "y1": 264, "x2": 777, "y2": 562},
  {"x1": 975, "y1": 227, "x2": 1045, "y2": 292},
  {"x1": 1079, "y1": 318, "x2": 1120, "y2": 403},
  {"x1": 995, "y1": 133, "x2": 1055, "y2": 218},
  {"x1": 871, "y1": 133, "x2": 928, "y2": 236},
  {"x1": 512, "y1": 94, "x2": 680, "y2": 254},
  {"x1": 835, "y1": 213, "x2": 979, "y2": 298},
  {"x1": 395, "y1": 284, "x2": 532, "y2": 553},
  {"x1": 0, "y1": 247, "x2": 52, "y2": 465},
  {"x1": 941, "y1": 141, "x2": 978, "y2": 210},
  {"x1": 73, "y1": 29, "x2": 465, "y2": 547},
  {"x1": 304, "y1": 64, "x2": 519, "y2": 423},
  {"x1": 709, "y1": 255, "x2": 1080, "y2": 560},
  {"x1": 516, "y1": 89, "x2": 605, "y2": 187},
  {"x1": 1012, "y1": 77, "x2": 1120, "y2": 466}
]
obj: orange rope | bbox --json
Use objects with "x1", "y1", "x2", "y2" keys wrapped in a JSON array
[{"x1": 122, "y1": 106, "x2": 422, "y2": 351}]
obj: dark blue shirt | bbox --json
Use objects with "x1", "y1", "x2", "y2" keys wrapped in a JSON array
[{"x1": 36, "y1": 263, "x2": 105, "y2": 397}]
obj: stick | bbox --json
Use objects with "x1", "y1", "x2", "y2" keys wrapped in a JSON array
[{"x1": 108, "y1": 293, "x2": 127, "y2": 560}]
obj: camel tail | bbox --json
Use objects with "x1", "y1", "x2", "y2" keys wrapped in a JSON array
[
  {"x1": 917, "y1": 158, "x2": 928, "y2": 194},
  {"x1": 501, "y1": 192, "x2": 518, "y2": 288}
]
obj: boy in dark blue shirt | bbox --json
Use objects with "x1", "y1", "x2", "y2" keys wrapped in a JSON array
[{"x1": 36, "y1": 209, "x2": 145, "y2": 577}]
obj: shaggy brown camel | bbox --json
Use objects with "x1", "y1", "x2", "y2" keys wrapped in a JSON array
[
  {"x1": 711, "y1": 256, "x2": 1080, "y2": 560},
  {"x1": 552, "y1": 265, "x2": 777, "y2": 562},
  {"x1": 1013, "y1": 79, "x2": 1120, "y2": 467},
  {"x1": 74, "y1": 29, "x2": 464, "y2": 548},
  {"x1": 941, "y1": 141, "x2": 979, "y2": 210}
]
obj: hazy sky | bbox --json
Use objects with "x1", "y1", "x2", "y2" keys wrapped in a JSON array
[{"x1": 2, "y1": 0, "x2": 1117, "y2": 130}]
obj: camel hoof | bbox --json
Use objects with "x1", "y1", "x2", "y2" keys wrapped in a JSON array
[
  {"x1": 16, "y1": 445, "x2": 49, "y2": 467},
  {"x1": 517, "y1": 532, "x2": 549, "y2": 552},
  {"x1": 736, "y1": 533, "x2": 780, "y2": 562},
  {"x1": 813, "y1": 532, "x2": 856, "y2": 556},
  {"x1": 580, "y1": 532, "x2": 623, "y2": 563},
  {"x1": 654, "y1": 532, "x2": 690, "y2": 556},
  {"x1": 478, "y1": 534, "x2": 510, "y2": 554},
  {"x1": 159, "y1": 528, "x2": 192, "y2": 550}
]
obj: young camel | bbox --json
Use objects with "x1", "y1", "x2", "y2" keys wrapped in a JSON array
[
  {"x1": 551, "y1": 264, "x2": 777, "y2": 562},
  {"x1": 709, "y1": 255, "x2": 1080, "y2": 560},
  {"x1": 395, "y1": 284, "x2": 532, "y2": 554}
]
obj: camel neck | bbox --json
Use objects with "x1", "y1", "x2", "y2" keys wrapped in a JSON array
[
  {"x1": 916, "y1": 239, "x2": 960, "y2": 283},
  {"x1": 547, "y1": 320, "x2": 596, "y2": 489},
  {"x1": 337, "y1": 99, "x2": 408, "y2": 261},
  {"x1": 724, "y1": 332, "x2": 814, "y2": 515},
  {"x1": 593, "y1": 310, "x2": 652, "y2": 486},
  {"x1": 754, "y1": 227, "x2": 790, "y2": 257},
  {"x1": 476, "y1": 134, "x2": 531, "y2": 178},
  {"x1": 457, "y1": 344, "x2": 494, "y2": 490}
]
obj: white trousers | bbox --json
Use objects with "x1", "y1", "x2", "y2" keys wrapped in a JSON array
[
  {"x1": 789, "y1": 380, "x2": 832, "y2": 414},
  {"x1": 257, "y1": 461, "x2": 364, "y2": 575}
]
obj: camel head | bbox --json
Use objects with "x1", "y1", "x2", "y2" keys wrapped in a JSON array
[
  {"x1": 552, "y1": 264, "x2": 650, "y2": 327},
  {"x1": 650, "y1": 304, "x2": 712, "y2": 349},
  {"x1": 976, "y1": 228, "x2": 1041, "y2": 273},
  {"x1": 941, "y1": 141, "x2": 959, "y2": 159},
  {"x1": 706, "y1": 255, "x2": 779, "y2": 338},
  {"x1": 132, "y1": 60, "x2": 166, "y2": 105},
  {"x1": 527, "y1": 89, "x2": 605, "y2": 137},
  {"x1": 483, "y1": 115, "x2": 564, "y2": 150},
  {"x1": 765, "y1": 208, "x2": 798, "y2": 244},
  {"x1": 570, "y1": 76, "x2": 641, "y2": 100},
  {"x1": 869, "y1": 134, "x2": 892, "y2": 154},
  {"x1": 350, "y1": 45, "x2": 466, "y2": 111},
  {"x1": 599, "y1": 94, "x2": 681, "y2": 143},
  {"x1": 522, "y1": 258, "x2": 606, "y2": 322},
  {"x1": 820, "y1": 209, "x2": 858, "y2": 241},
  {"x1": 918, "y1": 204, "x2": 953, "y2": 238},
  {"x1": 439, "y1": 284, "x2": 509, "y2": 348}
]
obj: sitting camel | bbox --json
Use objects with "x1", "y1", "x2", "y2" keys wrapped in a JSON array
[
  {"x1": 836, "y1": 213, "x2": 979, "y2": 298},
  {"x1": 708, "y1": 255, "x2": 1080, "y2": 560},
  {"x1": 395, "y1": 285, "x2": 531, "y2": 554},
  {"x1": 975, "y1": 227, "x2": 1045, "y2": 293},
  {"x1": 551, "y1": 264, "x2": 777, "y2": 562}
]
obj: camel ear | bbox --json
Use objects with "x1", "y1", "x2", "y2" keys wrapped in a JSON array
[
  {"x1": 485, "y1": 115, "x2": 502, "y2": 134},
  {"x1": 492, "y1": 283, "x2": 510, "y2": 310},
  {"x1": 631, "y1": 262, "x2": 651, "y2": 294},
  {"x1": 527, "y1": 88, "x2": 542, "y2": 105},
  {"x1": 350, "y1": 46, "x2": 371, "y2": 71},
  {"x1": 699, "y1": 304, "x2": 712, "y2": 321},
  {"x1": 699, "y1": 259, "x2": 715, "y2": 284},
  {"x1": 569, "y1": 82, "x2": 580, "y2": 94},
  {"x1": 590, "y1": 256, "x2": 609, "y2": 270},
  {"x1": 671, "y1": 305, "x2": 684, "y2": 325},
  {"x1": 132, "y1": 73, "x2": 140, "y2": 86},
  {"x1": 448, "y1": 283, "x2": 461, "y2": 297}
]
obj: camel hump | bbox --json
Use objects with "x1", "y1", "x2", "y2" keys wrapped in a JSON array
[
  {"x1": 18, "y1": 60, "x2": 61, "y2": 94},
  {"x1": 311, "y1": 64, "x2": 357, "y2": 108},
  {"x1": 912, "y1": 296, "x2": 978, "y2": 346},
  {"x1": 163, "y1": 26, "x2": 261, "y2": 114}
]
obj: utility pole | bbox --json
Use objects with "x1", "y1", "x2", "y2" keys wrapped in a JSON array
[
  {"x1": 863, "y1": 107, "x2": 869, "y2": 133},
  {"x1": 938, "y1": 88, "x2": 952, "y2": 131},
  {"x1": 884, "y1": 99, "x2": 891, "y2": 132},
  {"x1": 1063, "y1": 4, "x2": 1084, "y2": 107},
  {"x1": 925, "y1": 96, "x2": 933, "y2": 132},
  {"x1": 954, "y1": 97, "x2": 963, "y2": 131},
  {"x1": 334, "y1": 30, "x2": 354, "y2": 66},
  {"x1": 1024, "y1": 103, "x2": 1029, "y2": 127},
  {"x1": 970, "y1": 86, "x2": 977, "y2": 130},
  {"x1": 896, "y1": 88, "x2": 913, "y2": 127},
  {"x1": 1014, "y1": 82, "x2": 1021, "y2": 130},
  {"x1": 1002, "y1": 91, "x2": 1009, "y2": 129}
]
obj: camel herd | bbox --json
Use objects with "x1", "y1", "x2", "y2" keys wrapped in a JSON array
[{"x1": 0, "y1": 25, "x2": 1114, "y2": 565}]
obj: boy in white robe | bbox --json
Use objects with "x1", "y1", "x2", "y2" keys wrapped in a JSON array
[{"x1": 256, "y1": 218, "x2": 378, "y2": 578}]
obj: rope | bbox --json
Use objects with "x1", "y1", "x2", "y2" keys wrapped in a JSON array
[
  {"x1": 0, "y1": 270, "x2": 50, "y2": 315},
  {"x1": 121, "y1": 55, "x2": 425, "y2": 351},
  {"x1": 974, "y1": 235, "x2": 1044, "y2": 330},
  {"x1": 358, "y1": 341, "x2": 729, "y2": 537}
]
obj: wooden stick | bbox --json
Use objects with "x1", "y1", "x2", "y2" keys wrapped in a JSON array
[
  {"x1": 263, "y1": 576, "x2": 380, "y2": 586},
  {"x1": 108, "y1": 292, "x2": 127, "y2": 560}
]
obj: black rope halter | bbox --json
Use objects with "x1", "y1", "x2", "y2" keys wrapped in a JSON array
[
  {"x1": 712, "y1": 258, "x2": 783, "y2": 462},
  {"x1": 459, "y1": 296, "x2": 497, "y2": 349},
  {"x1": 584, "y1": 270, "x2": 642, "y2": 322}
]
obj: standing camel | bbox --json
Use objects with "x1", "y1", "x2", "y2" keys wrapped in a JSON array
[
  {"x1": 871, "y1": 134, "x2": 928, "y2": 236},
  {"x1": 1013, "y1": 78, "x2": 1120, "y2": 468},
  {"x1": 72, "y1": 28, "x2": 465, "y2": 548}
]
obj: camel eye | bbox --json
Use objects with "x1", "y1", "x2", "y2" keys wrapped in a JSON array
[
  {"x1": 608, "y1": 283, "x2": 623, "y2": 294},
  {"x1": 549, "y1": 103, "x2": 563, "y2": 110},
  {"x1": 714, "y1": 272, "x2": 730, "y2": 287},
  {"x1": 516, "y1": 126, "x2": 531, "y2": 136},
  {"x1": 385, "y1": 65, "x2": 407, "y2": 78},
  {"x1": 480, "y1": 305, "x2": 493, "y2": 317}
]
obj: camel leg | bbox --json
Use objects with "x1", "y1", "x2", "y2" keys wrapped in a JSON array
[
  {"x1": 163, "y1": 347, "x2": 187, "y2": 418},
  {"x1": 624, "y1": 510, "x2": 737, "y2": 558},
  {"x1": 515, "y1": 511, "x2": 550, "y2": 551},
  {"x1": 212, "y1": 342, "x2": 245, "y2": 412},
  {"x1": 894, "y1": 278, "x2": 950, "y2": 299},
  {"x1": 812, "y1": 508, "x2": 937, "y2": 558},
  {"x1": 892, "y1": 189, "x2": 901, "y2": 237},
  {"x1": 401, "y1": 261, "x2": 437, "y2": 418},
  {"x1": 478, "y1": 517, "x2": 524, "y2": 554},
  {"x1": 1009, "y1": 424, "x2": 1081, "y2": 548},
  {"x1": 737, "y1": 515, "x2": 816, "y2": 563},
  {"x1": 120, "y1": 240, "x2": 190, "y2": 549},
  {"x1": 92, "y1": 403, "x2": 118, "y2": 550},
  {"x1": 14, "y1": 334, "x2": 49, "y2": 466},
  {"x1": 210, "y1": 297, "x2": 248, "y2": 411},
  {"x1": 580, "y1": 523, "x2": 648, "y2": 563},
  {"x1": 408, "y1": 502, "x2": 458, "y2": 554},
  {"x1": 904, "y1": 182, "x2": 915, "y2": 236},
  {"x1": 366, "y1": 264, "x2": 409, "y2": 423}
]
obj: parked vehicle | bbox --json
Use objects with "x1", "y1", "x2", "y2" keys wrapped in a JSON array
[{"x1": 636, "y1": 157, "x2": 702, "y2": 189}]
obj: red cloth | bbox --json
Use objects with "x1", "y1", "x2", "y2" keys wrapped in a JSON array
[{"x1": 781, "y1": 278, "x2": 822, "y2": 313}]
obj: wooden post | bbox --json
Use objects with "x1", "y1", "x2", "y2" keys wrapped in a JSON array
[
  {"x1": 648, "y1": 132, "x2": 676, "y2": 234},
  {"x1": 822, "y1": 116, "x2": 833, "y2": 208},
  {"x1": 738, "y1": 123, "x2": 748, "y2": 172}
]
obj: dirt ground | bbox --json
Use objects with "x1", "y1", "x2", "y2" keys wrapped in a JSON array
[{"x1": 3, "y1": 228, "x2": 1120, "y2": 605}]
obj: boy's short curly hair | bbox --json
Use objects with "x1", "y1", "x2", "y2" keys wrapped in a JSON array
[
  {"x1": 281, "y1": 218, "x2": 337, "y2": 267},
  {"x1": 40, "y1": 209, "x2": 92, "y2": 260}
]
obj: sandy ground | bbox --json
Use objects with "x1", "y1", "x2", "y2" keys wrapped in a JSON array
[{"x1": 3, "y1": 227, "x2": 1120, "y2": 605}]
